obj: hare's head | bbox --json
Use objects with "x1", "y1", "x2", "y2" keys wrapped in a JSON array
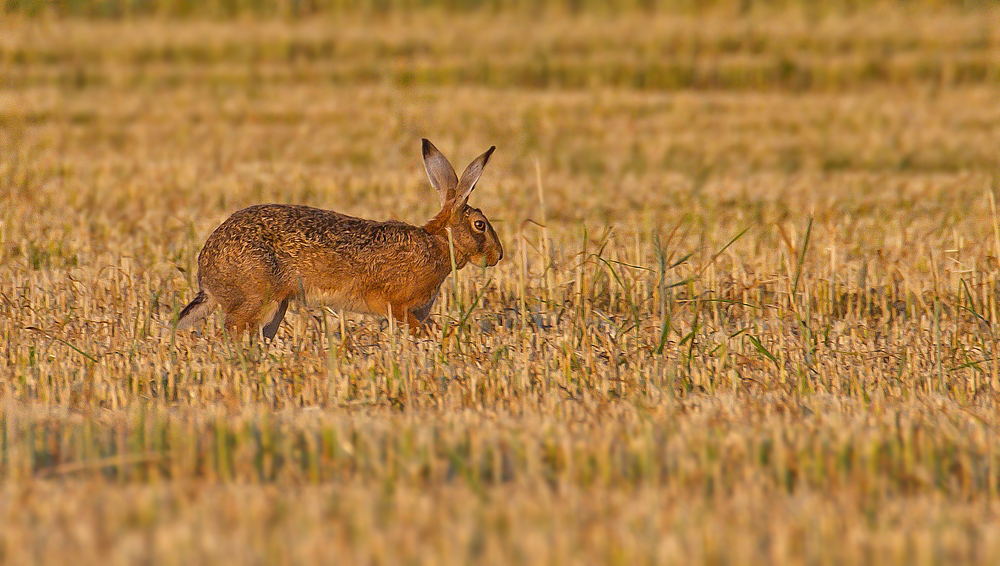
[{"x1": 422, "y1": 139, "x2": 503, "y2": 268}]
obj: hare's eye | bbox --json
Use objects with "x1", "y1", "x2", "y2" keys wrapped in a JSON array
[{"x1": 474, "y1": 220, "x2": 486, "y2": 232}]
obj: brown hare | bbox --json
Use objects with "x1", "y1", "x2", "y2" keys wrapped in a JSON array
[{"x1": 175, "y1": 139, "x2": 503, "y2": 340}]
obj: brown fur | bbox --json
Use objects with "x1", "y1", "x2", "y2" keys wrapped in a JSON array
[{"x1": 175, "y1": 140, "x2": 502, "y2": 340}]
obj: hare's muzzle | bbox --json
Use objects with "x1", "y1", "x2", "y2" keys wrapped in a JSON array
[
  {"x1": 470, "y1": 246, "x2": 502, "y2": 268},
  {"x1": 488, "y1": 241, "x2": 504, "y2": 266}
]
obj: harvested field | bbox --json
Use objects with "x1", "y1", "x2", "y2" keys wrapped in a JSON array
[{"x1": 2, "y1": 3, "x2": 1000, "y2": 564}]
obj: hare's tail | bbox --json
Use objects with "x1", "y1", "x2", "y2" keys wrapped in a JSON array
[{"x1": 175, "y1": 290, "x2": 216, "y2": 331}]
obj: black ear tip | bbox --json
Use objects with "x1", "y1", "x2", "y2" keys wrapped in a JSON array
[
  {"x1": 484, "y1": 146, "x2": 496, "y2": 159},
  {"x1": 422, "y1": 138, "x2": 434, "y2": 155}
]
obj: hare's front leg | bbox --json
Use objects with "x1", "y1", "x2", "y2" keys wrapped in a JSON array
[
  {"x1": 400, "y1": 297, "x2": 440, "y2": 336},
  {"x1": 387, "y1": 302, "x2": 421, "y2": 336}
]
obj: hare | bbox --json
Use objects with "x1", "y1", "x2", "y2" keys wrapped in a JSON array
[{"x1": 174, "y1": 139, "x2": 502, "y2": 340}]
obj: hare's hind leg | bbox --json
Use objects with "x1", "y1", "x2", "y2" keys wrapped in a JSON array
[
  {"x1": 218, "y1": 293, "x2": 269, "y2": 340},
  {"x1": 207, "y1": 261, "x2": 283, "y2": 341},
  {"x1": 223, "y1": 302, "x2": 258, "y2": 339},
  {"x1": 262, "y1": 298, "x2": 289, "y2": 342}
]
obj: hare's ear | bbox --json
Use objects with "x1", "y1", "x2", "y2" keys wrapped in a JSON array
[
  {"x1": 422, "y1": 139, "x2": 459, "y2": 208},
  {"x1": 453, "y1": 146, "x2": 496, "y2": 209}
]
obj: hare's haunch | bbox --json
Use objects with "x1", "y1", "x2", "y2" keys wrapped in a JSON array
[{"x1": 175, "y1": 139, "x2": 502, "y2": 340}]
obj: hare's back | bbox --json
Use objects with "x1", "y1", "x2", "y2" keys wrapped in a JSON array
[
  {"x1": 202, "y1": 204, "x2": 358, "y2": 249},
  {"x1": 199, "y1": 204, "x2": 419, "y2": 271}
]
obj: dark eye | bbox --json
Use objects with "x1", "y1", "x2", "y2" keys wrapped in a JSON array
[{"x1": 473, "y1": 220, "x2": 486, "y2": 231}]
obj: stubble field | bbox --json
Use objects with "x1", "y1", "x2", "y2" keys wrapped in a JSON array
[{"x1": 2, "y1": 3, "x2": 1000, "y2": 564}]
